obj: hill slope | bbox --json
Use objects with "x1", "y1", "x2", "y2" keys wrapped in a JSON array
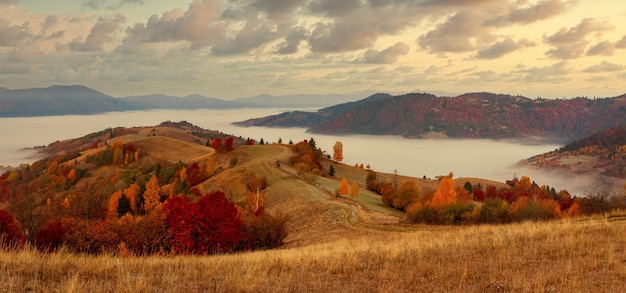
[
  {"x1": 522, "y1": 124, "x2": 626, "y2": 179},
  {"x1": 235, "y1": 92, "x2": 626, "y2": 142}
]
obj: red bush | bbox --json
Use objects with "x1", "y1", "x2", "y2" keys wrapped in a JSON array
[
  {"x1": 35, "y1": 220, "x2": 67, "y2": 252},
  {"x1": 164, "y1": 191, "x2": 245, "y2": 254},
  {"x1": 0, "y1": 209, "x2": 24, "y2": 247}
]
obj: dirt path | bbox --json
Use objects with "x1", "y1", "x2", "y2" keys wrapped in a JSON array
[{"x1": 239, "y1": 145, "x2": 408, "y2": 247}]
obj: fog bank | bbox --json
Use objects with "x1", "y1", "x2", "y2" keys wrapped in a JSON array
[{"x1": 0, "y1": 109, "x2": 599, "y2": 196}]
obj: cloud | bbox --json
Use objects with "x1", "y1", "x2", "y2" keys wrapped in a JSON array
[
  {"x1": 487, "y1": 0, "x2": 577, "y2": 26},
  {"x1": 308, "y1": 3, "x2": 423, "y2": 53},
  {"x1": 418, "y1": 10, "x2": 491, "y2": 53},
  {"x1": 274, "y1": 26, "x2": 307, "y2": 54},
  {"x1": 82, "y1": 0, "x2": 144, "y2": 10},
  {"x1": 307, "y1": 0, "x2": 362, "y2": 17},
  {"x1": 119, "y1": 0, "x2": 223, "y2": 52},
  {"x1": 69, "y1": 14, "x2": 126, "y2": 52},
  {"x1": 248, "y1": 0, "x2": 306, "y2": 20},
  {"x1": 517, "y1": 61, "x2": 572, "y2": 82},
  {"x1": 0, "y1": 44, "x2": 45, "y2": 74},
  {"x1": 583, "y1": 61, "x2": 625, "y2": 73},
  {"x1": 211, "y1": 19, "x2": 281, "y2": 55},
  {"x1": 0, "y1": 0, "x2": 18, "y2": 5},
  {"x1": 358, "y1": 42, "x2": 409, "y2": 64},
  {"x1": 616, "y1": 35, "x2": 626, "y2": 49},
  {"x1": 82, "y1": 0, "x2": 105, "y2": 9},
  {"x1": 543, "y1": 18, "x2": 611, "y2": 59},
  {"x1": 476, "y1": 38, "x2": 535, "y2": 59},
  {"x1": 586, "y1": 41, "x2": 615, "y2": 56},
  {"x1": 0, "y1": 18, "x2": 31, "y2": 47}
]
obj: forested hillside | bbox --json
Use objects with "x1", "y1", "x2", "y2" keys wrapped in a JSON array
[
  {"x1": 523, "y1": 124, "x2": 626, "y2": 179},
  {"x1": 236, "y1": 92, "x2": 626, "y2": 142}
]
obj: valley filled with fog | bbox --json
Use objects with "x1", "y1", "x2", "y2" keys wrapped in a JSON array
[{"x1": 0, "y1": 109, "x2": 599, "y2": 196}]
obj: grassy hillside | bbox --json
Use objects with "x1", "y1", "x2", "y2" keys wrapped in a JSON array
[
  {"x1": 3, "y1": 216, "x2": 626, "y2": 292},
  {"x1": 3, "y1": 121, "x2": 626, "y2": 292}
]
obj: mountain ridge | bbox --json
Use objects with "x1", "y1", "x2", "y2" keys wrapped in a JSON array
[
  {"x1": 0, "y1": 85, "x2": 378, "y2": 116},
  {"x1": 235, "y1": 92, "x2": 626, "y2": 143}
]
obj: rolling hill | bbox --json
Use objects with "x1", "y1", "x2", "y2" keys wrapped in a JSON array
[
  {"x1": 2, "y1": 121, "x2": 626, "y2": 292},
  {"x1": 235, "y1": 92, "x2": 626, "y2": 142},
  {"x1": 521, "y1": 124, "x2": 626, "y2": 179}
]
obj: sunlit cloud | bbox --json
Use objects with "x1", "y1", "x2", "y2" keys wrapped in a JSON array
[{"x1": 0, "y1": 0, "x2": 624, "y2": 99}]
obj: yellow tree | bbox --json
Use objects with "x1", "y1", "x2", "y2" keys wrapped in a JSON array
[
  {"x1": 428, "y1": 177, "x2": 457, "y2": 209},
  {"x1": 143, "y1": 175, "x2": 162, "y2": 213},
  {"x1": 333, "y1": 141, "x2": 343, "y2": 162},
  {"x1": 205, "y1": 156, "x2": 216, "y2": 177},
  {"x1": 350, "y1": 182, "x2": 360, "y2": 199},
  {"x1": 338, "y1": 178, "x2": 349, "y2": 196}
]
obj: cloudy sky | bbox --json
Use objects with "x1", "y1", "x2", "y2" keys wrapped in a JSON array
[{"x1": 1, "y1": 0, "x2": 625, "y2": 99}]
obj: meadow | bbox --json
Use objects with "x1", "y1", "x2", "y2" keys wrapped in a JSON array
[{"x1": 3, "y1": 215, "x2": 625, "y2": 293}]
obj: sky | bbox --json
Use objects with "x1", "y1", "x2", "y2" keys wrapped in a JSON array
[{"x1": 1, "y1": 0, "x2": 625, "y2": 99}]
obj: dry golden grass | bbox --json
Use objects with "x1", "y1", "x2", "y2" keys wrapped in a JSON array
[{"x1": 3, "y1": 217, "x2": 625, "y2": 293}]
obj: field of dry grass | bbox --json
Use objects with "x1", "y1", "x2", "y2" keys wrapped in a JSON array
[{"x1": 2, "y1": 216, "x2": 625, "y2": 293}]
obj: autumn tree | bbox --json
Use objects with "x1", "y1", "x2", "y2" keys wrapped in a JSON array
[
  {"x1": 205, "y1": 156, "x2": 216, "y2": 177},
  {"x1": 143, "y1": 175, "x2": 162, "y2": 213},
  {"x1": 428, "y1": 177, "x2": 457, "y2": 209},
  {"x1": 350, "y1": 182, "x2": 360, "y2": 199},
  {"x1": 123, "y1": 183, "x2": 140, "y2": 213},
  {"x1": 108, "y1": 191, "x2": 123, "y2": 218},
  {"x1": 394, "y1": 181, "x2": 423, "y2": 210},
  {"x1": 186, "y1": 162, "x2": 205, "y2": 186},
  {"x1": 338, "y1": 178, "x2": 349, "y2": 196},
  {"x1": 211, "y1": 137, "x2": 223, "y2": 153},
  {"x1": 225, "y1": 136, "x2": 234, "y2": 152},
  {"x1": 0, "y1": 209, "x2": 24, "y2": 247},
  {"x1": 333, "y1": 141, "x2": 343, "y2": 162},
  {"x1": 164, "y1": 191, "x2": 245, "y2": 254}
]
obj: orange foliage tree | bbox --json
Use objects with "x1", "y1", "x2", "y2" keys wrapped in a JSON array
[
  {"x1": 428, "y1": 177, "x2": 457, "y2": 209},
  {"x1": 123, "y1": 183, "x2": 140, "y2": 214},
  {"x1": 338, "y1": 178, "x2": 349, "y2": 196},
  {"x1": 333, "y1": 141, "x2": 343, "y2": 162}
]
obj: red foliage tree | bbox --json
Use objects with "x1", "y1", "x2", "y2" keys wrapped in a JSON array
[
  {"x1": 186, "y1": 162, "x2": 206, "y2": 186},
  {"x1": 164, "y1": 191, "x2": 245, "y2": 254},
  {"x1": 486, "y1": 185, "x2": 499, "y2": 199},
  {"x1": 225, "y1": 136, "x2": 234, "y2": 152},
  {"x1": 473, "y1": 185, "x2": 486, "y2": 202},
  {"x1": 0, "y1": 209, "x2": 24, "y2": 247},
  {"x1": 211, "y1": 138, "x2": 223, "y2": 153}
]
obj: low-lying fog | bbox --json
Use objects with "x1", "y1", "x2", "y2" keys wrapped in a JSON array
[{"x1": 0, "y1": 109, "x2": 606, "y2": 196}]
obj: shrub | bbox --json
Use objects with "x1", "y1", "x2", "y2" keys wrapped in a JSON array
[
  {"x1": 34, "y1": 220, "x2": 67, "y2": 252},
  {"x1": 438, "y1": 202, "x2": 476, "y2": 225},
  {"x1": 478, "y1": 198, "x2": 510, "y2": 224},
  {"x1": 0, "y1": 209, "x2": 25, "y2": 247},
  {"x1": 243, "y1": 212, "x2": 289, "y2": 250},
  {"x1": 508, "y1": 197, "x2": 561, "y2": 222},
  {"x1": 406, "y1": 204, "x2": 438, "y2": 224}
]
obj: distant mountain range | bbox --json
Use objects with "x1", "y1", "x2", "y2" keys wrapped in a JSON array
[
  {"x1": 0, "y1": 85, "x2": 371, "y2": 117},
  {"x1": 234, "y1": 92, "x2": 626, "y2": 142}
]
